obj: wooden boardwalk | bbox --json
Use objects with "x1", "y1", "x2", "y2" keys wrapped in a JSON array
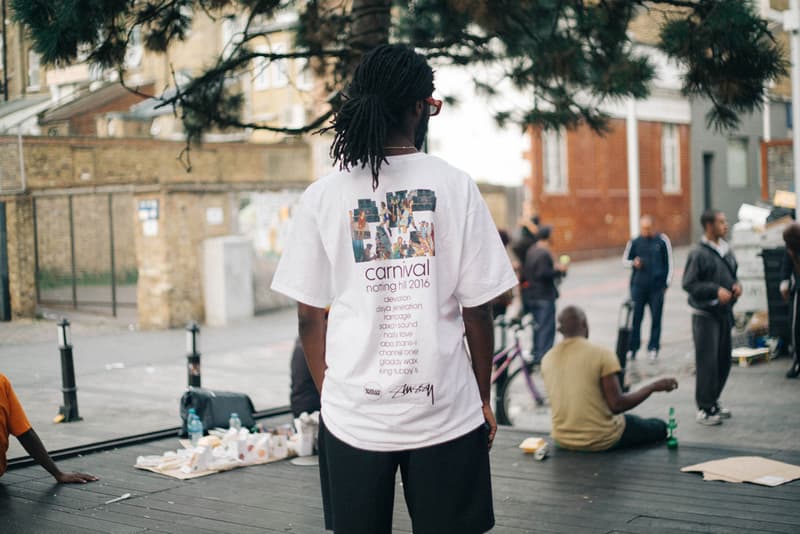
[{"x1": 2, "y1": 425, "x2": 799, "y2": 533}]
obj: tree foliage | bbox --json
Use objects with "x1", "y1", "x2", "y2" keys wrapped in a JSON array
[{"x1": 12, "y1": 0, "x2": 788, "y2": 144}]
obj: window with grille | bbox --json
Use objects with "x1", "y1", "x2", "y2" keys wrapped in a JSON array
[
  {"x1": 542, "y1": 128, "x2": 568, "y2": 194},
  {"x1": 662, "y1": 123, "x2": 681, "y2": 193}
]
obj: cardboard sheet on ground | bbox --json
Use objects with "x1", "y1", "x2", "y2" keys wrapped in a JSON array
[
  {"x1": 681, "y1": 456, "x2": 800, "y2": 486},
  {"x1": 134, "y1": 452, "x2": 292, "y2": 480}
]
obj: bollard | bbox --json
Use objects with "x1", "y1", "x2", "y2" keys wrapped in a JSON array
[
  {"x1": 186, "y1": 321, "x2": 201, "y2": 388},
  {"x1": 56, "y1": 318, "x2": 81, "y2": 422}
]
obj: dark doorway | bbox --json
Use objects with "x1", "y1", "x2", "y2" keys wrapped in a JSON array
[{"x1": 702, "y1": 152, "x2": 714, "y2": 211}]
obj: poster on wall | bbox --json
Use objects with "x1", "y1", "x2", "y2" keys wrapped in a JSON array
[{"x1": 138, "y1": 199, "x2": 159, "y2": 221}]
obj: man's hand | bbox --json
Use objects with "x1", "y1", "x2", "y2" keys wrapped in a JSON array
[
  {"x1": 632, "y1": 257, "x2": 643, "y2": 269},
  {"x1": 732, "y1": 282, "x2": 743, "y2": 299},
  {"x1": 781, "y1": 286, "x2": 790, "y2": 301},
  {"x1": 649, "y1": 377, "x2": 678, "y2": 393},
  {"x1": 482, "y1": 403, "x2": 497, "y2": 450},
  {"x1": 55, "y1": 471, "x2": 99, "y2": 484},
  {"x1": 717, "y1": 287, "x2": 733, "y2": 304}
]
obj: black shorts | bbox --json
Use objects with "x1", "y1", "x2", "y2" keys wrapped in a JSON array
[{"x1": 318, "y1": 420, "x2": 494, "y2": 534}]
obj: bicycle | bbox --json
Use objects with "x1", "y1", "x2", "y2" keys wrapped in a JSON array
[{"x1": 491, "y1": 314, "x2": 547, "y2": 426}]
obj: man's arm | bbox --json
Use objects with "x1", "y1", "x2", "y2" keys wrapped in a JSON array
[
  {"x1": 463, "y1": 302, "x2": 497, "y2": 449},
  {"x1": 16, "y1": 428, "x2": 98, "y2": 484},
  {"x1": 661, "y1": 234, "x2": 674, "y2": 287},
  {"x1": 622, "y1": 239, "x2": 635, "y2": 269},
  {"x1": 601, "y1": 375, "x2": 678, "y2": 414},
  {"x1": 297, "y1": 303, "x2": 328, "y2": 393}
]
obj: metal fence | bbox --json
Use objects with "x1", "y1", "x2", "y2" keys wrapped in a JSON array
[{"x1": 33, "y1": 192, "x2": 137, "y2": 316}]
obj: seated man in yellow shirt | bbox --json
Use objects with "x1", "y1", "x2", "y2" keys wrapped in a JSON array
[
  {"x1": 1, "y1": 373, "x2": 98, "y2": 483},
  {"x1": 541, "y1": 307, "x2": 678, "y2": 451}
]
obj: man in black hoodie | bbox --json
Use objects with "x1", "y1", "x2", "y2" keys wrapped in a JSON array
[{"x1": 682, "y1": 209, "x2": 741, "y2": 425}]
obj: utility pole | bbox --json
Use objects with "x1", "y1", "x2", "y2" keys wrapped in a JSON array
[
  {"x1": 788, "y1": 1, "x2": 800, "y2": 211},
  {"x1": 626, "y1": 98, "x2": 641, "y2": 238}
]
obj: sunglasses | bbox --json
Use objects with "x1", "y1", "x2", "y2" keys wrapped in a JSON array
[{"x1": 425, "y1": 97, "x2": 442, "y2": 117}]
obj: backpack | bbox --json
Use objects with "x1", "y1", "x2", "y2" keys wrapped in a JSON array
[{"x1": 179, "y1": 387, "x2": 255, "y2": 437}]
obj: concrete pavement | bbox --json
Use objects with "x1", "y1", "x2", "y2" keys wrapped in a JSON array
[{"x1": 2, "y1": 246, "x2": 798, "y2": 459}]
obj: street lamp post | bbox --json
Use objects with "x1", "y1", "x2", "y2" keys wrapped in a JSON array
[
  {"x1": 186, "y1": 321, "x2": 201, "y2": 388},
  {"x1": 56, "y1": 318, "x2": 81, "y2": 422}
]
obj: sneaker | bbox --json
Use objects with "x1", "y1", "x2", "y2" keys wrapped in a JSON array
[
  {"x1": 627, "y1": 350, "x2": 636, "y2": 361},
  {"x1": 648, "y1": 349, "x2": 658, "y2": 362},
  {"x1": 714, "y1": 405, "x2": 732, "y2": 419},
  {"x1": 696, "y1": 409, "x2": 722, "y2": 426}
]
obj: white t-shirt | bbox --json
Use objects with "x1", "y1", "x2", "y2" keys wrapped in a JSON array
[{"x1": 271, "y1": 152, "x2": 518, "y2": 451}]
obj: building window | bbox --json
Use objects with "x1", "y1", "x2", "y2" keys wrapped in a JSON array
[
  {"x1": 542, "y1": 128, "x2": 568, "y2": 194},
  {"x1": 221, "y1": 16, "x2": 244, "y2": 59},
  {"x1": 727, "y1": 138, "x2": 748, "y2": 188},
  {"x1": 269, "y1": 43, "x2": 288, "y2": 88},
  {"x1": 27, "y1": 50, "x2": 41, "y2": 90},
  {"x1": 253, "y1": 46, "x2": 269, "y2": 91},
  {"x1": 295, "y1": 57, "x2": 313, "y2": 91},
  {"x1": 125, "y1": 27, "x2": 144, "y2": 68},
  {"x1": 661, "y1": 123, "x2": 681, "y2": 193}
]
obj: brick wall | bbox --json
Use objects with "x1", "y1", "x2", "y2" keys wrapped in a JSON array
[
  {"x1": 0, "y1": 136, "x2": 312, "y2": 326},
  {"x1": 527, "y1": 119, "x2": 691, "y2": 260}
]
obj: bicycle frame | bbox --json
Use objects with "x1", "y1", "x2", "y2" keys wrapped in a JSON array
[{"x1": 492, "y1": 315, "x2": 545, "y2": 404}]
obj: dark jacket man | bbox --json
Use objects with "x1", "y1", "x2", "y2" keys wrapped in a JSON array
[{"x1": 682, "y1": 210, "x2": 741, "y2": 426}]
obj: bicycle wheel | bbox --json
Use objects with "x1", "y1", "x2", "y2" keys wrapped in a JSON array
[{"x1": 495, "y1": 359, "x2": 549, "y2": 428}]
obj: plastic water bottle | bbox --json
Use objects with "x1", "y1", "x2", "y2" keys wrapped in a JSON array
[
  {"x1": 187, "y1": 408, "x2": 203, "y2": 446},
  {"x1": 229, "y1": 412, "x2": 242, "y2": 431},
  {"x1": 666, "y1": 406, "x2": 678, "y2": 449}
]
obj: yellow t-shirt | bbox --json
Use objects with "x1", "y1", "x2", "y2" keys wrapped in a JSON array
[
  {"x1": 541, "y1": 337, "x2": 625, "y2": 451},
  {"x1": 1, "y1": 373, "x2": 32, "y2": 476}
]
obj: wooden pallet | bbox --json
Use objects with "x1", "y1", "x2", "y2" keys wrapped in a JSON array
[{"x1": 731, "y1": 346, "x2": 771, "y2": 367}]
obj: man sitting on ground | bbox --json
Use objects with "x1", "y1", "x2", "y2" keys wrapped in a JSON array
[
  {"x1": 541, "y1": 306, "x2": 678, "y2": 451},
  {"x1": 1, "y1": 373, "x2": 98, "y2": 484}
]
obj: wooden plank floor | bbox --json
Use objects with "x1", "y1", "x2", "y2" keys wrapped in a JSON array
[{"x1": 2, "y1": 427, "x2": 799, "y2": 533}]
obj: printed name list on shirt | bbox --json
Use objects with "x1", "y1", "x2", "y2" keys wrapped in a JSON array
[{"x1": 349, "y1": 189, "x2": 436, "y2": 385}]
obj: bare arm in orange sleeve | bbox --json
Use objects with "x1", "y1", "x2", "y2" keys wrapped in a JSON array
[{"x1": 3, "y1": 375, "x2": 98, "y2": 484}]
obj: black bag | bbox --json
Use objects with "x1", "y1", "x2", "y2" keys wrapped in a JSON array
[{"x1": 179, "y1": 388, "x2": 255, "y2": 437}]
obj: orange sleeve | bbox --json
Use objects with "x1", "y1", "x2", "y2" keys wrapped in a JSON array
[{"x1": 2, "y1": 375, "x2": 32, "y2": 437}]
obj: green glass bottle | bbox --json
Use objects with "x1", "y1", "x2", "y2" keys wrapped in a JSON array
[{"x1": 666, "y1": 406, "x2": 678, "y2": 449}]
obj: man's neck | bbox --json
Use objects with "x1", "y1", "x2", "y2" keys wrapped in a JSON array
[
  {"x1": 538, "y1": 241, "x2": 551, "y2": 250},
  {"x1": 703, "y1": 233, "x2": 719, "y2": 244}
]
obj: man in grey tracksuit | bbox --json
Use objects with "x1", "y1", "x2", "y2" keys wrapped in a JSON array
[{"x1": 682, "y1": 210, "x2": 742, "y2": 426}]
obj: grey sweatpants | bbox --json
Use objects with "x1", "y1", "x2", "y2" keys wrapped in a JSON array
[{"x1": 692, "y1": 311, "x2": 732, "y2": 413}]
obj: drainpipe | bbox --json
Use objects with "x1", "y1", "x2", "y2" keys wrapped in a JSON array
[{"x1": 2, "y1": 0, "x2": 8, "y2": 102}]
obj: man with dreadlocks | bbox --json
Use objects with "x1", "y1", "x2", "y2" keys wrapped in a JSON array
[{"x1": 272, "y1": 44, "x2": 516, "y2": 534}]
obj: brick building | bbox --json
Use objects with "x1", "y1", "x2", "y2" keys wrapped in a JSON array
[{"x1": 527, "y1": 117, "x2": 691, "y2": 260}]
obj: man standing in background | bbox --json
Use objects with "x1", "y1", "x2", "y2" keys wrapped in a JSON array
[
  {"x1": 523, "y1": 226, "x2": 568, "y2": 363},
  {"x1": 622, "y1": 215, "x2": 673, "y2": 362},
  {"x1": 682, "y1": 209, "x2": 741, "y2": 426}
]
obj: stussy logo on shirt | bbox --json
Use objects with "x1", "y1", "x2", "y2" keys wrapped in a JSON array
[{"x1": 349, "y1": 189, "x2": 437, "y2": 263}]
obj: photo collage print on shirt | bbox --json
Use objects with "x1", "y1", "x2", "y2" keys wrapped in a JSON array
[{"x1": 349, "y1": 189, "x2": 437, "y2": 263}]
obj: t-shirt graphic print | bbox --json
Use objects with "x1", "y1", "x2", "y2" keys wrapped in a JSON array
[
  {"x1": 271, "y1": 152, "x2": 518, "y2": 451},
  {"x1": 350, "y1": 189, "x2": 436, "y2": 263}
]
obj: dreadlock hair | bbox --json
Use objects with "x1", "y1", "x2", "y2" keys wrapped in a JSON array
[{"x1": 327, "y1": 44, "x2": 434, "y2": 190}]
